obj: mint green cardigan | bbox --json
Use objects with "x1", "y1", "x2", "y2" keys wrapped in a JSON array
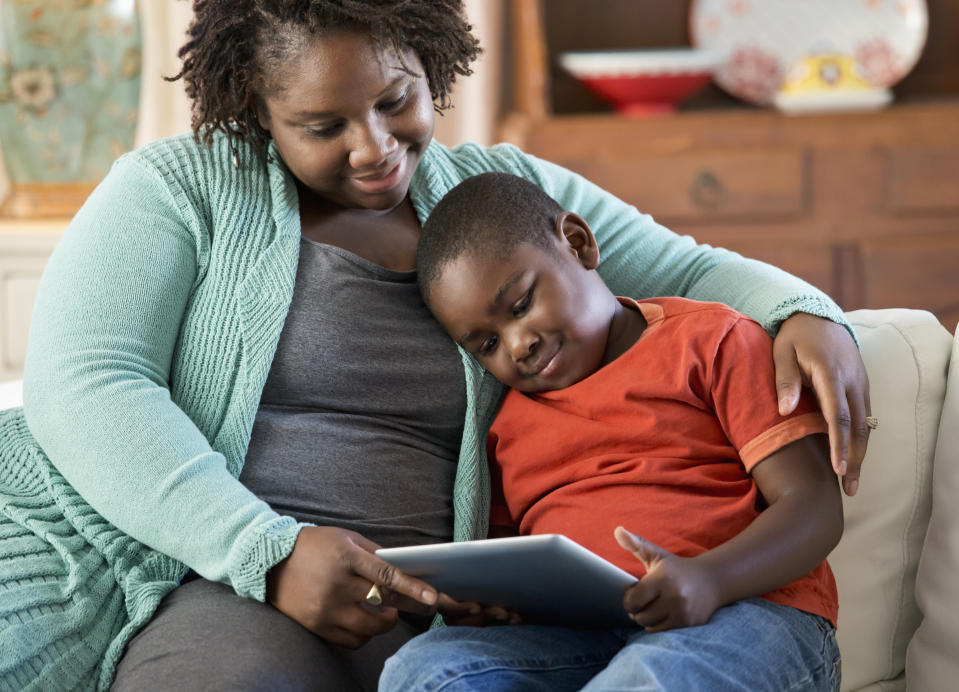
[{"x1": 0, "y1": 132, "x2": 849, "y2": 690}]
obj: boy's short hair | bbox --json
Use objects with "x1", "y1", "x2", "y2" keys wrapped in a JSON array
[{"x1": 417, "y1": 172, "x2": 563, "y2": 307}]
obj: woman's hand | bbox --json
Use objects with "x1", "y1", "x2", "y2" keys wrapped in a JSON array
[
  {"x1": 437, "y1": 593, "x2": 522, "y2": 627},
  {"x1": 615, "y1": 527, "x2": 720, "y2": 631},
  {"x1": 773, "y1": 313, "x2": 871, "y2": 496},
  {"x1": 265, "y1": 526, "x2": 438, "y2": 649}
]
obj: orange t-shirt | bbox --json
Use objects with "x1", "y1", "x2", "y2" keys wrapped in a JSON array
[{"x1": 487, "y1": 297, "x2": 837, "y2": 625}]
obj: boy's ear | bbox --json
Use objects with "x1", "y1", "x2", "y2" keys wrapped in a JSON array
[{"x1": 555, "y1": 211, "x2": 600, "y2": 269}]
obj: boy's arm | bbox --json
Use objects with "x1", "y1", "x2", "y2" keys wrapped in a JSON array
[{"x1": 618, "y1": 433, "x2": 843, "y2": 631}]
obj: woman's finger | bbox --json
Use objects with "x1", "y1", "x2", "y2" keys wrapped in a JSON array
[
  {"x1": 350, "y1": 550, "x2": 438, "y2": 610},
  {"x1": 809, "y1": 367, "x2": 852, "y2": 480},
  {"x1": 843, "y1": 386, "x2": 871, "y2": 497},
  {"x1": 772, "y1": 337, "x2": 804, "y2": 416}
]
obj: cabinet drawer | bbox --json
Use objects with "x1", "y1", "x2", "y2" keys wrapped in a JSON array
[
  {"x1": 885, "y1": 148, "x2": 959, "y2": 214},
  {"x1": 857, "y1": 233, "x2": 959, "y2": 332},
  {"x1": 596, "y1": 149, "x2": 808, "y2": 223}
]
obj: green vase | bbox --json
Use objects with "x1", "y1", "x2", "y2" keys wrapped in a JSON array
[{"x1": 0, "y1": 0, "x2": 141, "y2": 217}]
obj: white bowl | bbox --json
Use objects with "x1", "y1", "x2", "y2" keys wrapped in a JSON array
[{"x1": 559, "y1": 48, "x2": 719, "y2": 77}]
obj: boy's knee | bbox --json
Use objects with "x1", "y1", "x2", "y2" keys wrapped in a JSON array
[{"x1": 379, "y1": 648, "x2": 421, "y2": 692}]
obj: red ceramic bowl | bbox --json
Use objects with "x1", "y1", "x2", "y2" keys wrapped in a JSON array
[{"x1": 559, "y1": 49, "x2": 718, "y2": 116}]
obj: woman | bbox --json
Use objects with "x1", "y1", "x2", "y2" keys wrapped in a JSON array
[{"x1": 0, "y1": 1, "x2": 870, "y2": 690}]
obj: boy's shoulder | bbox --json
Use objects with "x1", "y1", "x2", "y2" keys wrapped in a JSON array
[
  {"x1": 629, "y1": 297, "x2": 769, "y2": 352},
  {"x1": 632, "y1": 296, "x2": 753, "y2": 329}
]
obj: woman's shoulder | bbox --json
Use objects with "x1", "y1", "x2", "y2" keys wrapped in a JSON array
[
  {"x1": 411, "y1": 139, "x2": 544, "y2": 214},
  {"x1": 104, "y1": 131, "x2": 274, "y2": 219},
  {"x1": 420, "y1": 139, "x2": 536, "y2": 176},
  {"x1": 123, "y1": 130, "x2": 257, "y2": 180}
]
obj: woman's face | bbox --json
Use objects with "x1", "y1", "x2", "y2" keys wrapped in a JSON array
[{"x1": 257, "y1": 29, "x2": 435, "y2": 212}]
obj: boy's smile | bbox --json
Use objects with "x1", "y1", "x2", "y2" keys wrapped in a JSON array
[{"x1": 429, "y1": 214, "x2": 639, "y2": 393}]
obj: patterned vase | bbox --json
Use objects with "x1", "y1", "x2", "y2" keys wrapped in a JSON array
[{"x1": 0, "y1": 0, "x2": 142, "y2": 217}]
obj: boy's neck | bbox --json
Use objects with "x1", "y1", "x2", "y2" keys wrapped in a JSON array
[{"x1": 600, "y1": 300, "x2": 648, "y2": 369}]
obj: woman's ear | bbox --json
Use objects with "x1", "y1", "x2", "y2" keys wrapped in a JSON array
[
  {"x1": 555, "y1": 211, "x2": 600, "y2": 269},
  {"x1": 254, "y1": 96, "x2": 271, "y2": 133}
]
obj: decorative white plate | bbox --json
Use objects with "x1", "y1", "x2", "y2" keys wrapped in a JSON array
[{"x1": 689, "y1": 0, "x2": 928, "y2": 105}]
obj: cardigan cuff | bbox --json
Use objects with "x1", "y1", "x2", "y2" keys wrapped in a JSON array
[
  {"x1": 229, "y1": 515, "x2": 305, "y2": 602},
  {"x1": 768, "y1": 295, "x2": 860, "y2": 348}
]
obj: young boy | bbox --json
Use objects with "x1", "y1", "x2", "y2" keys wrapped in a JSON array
[{"x1": 380, "y1": 172, "x2": 843, "y2": 691}]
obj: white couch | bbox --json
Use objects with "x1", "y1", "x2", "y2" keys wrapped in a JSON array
[{"x1": 0, "y1": 308, "x2": 956, "y2": 691}]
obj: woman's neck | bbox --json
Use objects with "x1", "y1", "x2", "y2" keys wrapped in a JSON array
[{"x1": 298, "y1": 188, "x2": 422, "y2": 271}]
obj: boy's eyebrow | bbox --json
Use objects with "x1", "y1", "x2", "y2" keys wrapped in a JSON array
[{"x1": 456, "y1": 271, "x2": 525, "y2": 347}]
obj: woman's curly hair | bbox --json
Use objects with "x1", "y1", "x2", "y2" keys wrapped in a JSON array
[{"x1": 169, "y1": 0, "x2": 481, "y2": 153}]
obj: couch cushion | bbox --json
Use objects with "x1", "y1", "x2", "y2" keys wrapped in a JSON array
[
  {"x1": 832, "y1": 310, "x2": 951, "y2": 691},
  {"x1": 907, "y1": 319, "x2": 959, "y2": 691}
]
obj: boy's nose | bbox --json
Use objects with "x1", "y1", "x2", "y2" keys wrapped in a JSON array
[
  {"x1": 505, "y1": 328, "x2": 538, "y2": 363},
  {"x1": 349, "y1": 120, "x2": 398, "y2": 170}
]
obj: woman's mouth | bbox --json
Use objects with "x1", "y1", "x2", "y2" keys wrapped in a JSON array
[{"x1": 351, "y1": 156, "x2": 406, "y2": 195}]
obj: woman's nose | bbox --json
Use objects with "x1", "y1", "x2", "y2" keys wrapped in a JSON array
[{"x1": 348, "y1": 119, "x2": 398, "y2": 170}]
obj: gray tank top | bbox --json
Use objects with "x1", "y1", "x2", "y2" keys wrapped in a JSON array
[{"x1": 239, "y1": 238, "x2": 466, "y2": 548}]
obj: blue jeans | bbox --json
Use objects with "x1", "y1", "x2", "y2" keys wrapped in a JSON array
[{"x1": 379, "y1": 598, "x2": 840, "y2": 691}]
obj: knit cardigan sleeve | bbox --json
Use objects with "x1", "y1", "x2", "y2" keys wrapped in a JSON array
[{"x1": 22, "y1": 151, "x2": 300, "y2": 601}]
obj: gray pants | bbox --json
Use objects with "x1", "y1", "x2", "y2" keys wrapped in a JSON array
[{"x1": 111, "y1": 577, "x2": 427, "y2": 692}]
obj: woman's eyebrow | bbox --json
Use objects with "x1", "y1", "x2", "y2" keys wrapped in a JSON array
[{"x1": 291, "y1": 75, "x2": 410, "y2": 119}]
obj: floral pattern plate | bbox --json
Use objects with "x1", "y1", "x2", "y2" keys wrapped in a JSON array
[{"x1": 689, "y1": 0, "x2": 928, "y2": 105}]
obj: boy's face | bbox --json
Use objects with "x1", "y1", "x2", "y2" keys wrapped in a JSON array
[{"x1": 428, "y1": 218, "x2": 616, "y2": 393}]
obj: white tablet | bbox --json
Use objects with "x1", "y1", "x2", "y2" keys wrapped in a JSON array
[{"x1": 376, "y1": 534, "x2": 638, "y2": 628}]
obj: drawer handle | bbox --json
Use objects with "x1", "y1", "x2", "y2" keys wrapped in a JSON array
[{"x1": 690, "y1": 170, "x2": 725, "y2": 210}]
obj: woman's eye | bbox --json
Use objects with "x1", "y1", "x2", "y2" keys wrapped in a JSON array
[
  {"x1": 478, "y1": 335, "x2": 499, "y2": 356},
  {"x1": 512, "y1": 290, "x2": 532, "y2": 317},
  {"x1": 380, "y1": 89, "x2": 409, "y2": 112},
  {"x1": 306, "y1": 123, "x2": 344, "y2": 139}
]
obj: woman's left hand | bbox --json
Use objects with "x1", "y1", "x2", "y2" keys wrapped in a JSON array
[{"x1": 773, "y1": 312, "x2": 871, "y2": 496}]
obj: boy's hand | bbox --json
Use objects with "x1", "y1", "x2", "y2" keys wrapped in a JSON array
[
  {"x1": 437, "y1": 593, "x2": 522, "y2": 627},
  {"x1": 615, "y1": 526, "x2": 721, "y2": 632}
]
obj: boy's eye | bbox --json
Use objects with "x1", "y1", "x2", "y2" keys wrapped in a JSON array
[
  {"x1": 512, "y1": 289, "x2": 532, "y2": 317},
  {"x1": 478, "y1": 335, "x2": 499, "y2": 356}
]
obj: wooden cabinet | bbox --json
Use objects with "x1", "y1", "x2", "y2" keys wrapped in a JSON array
[
  {"x1": 0, "y1": 220, "x2": 68, "y2": 381},
  {"x1": 500, "y1": 0, "x2": 959, "y2": 331}
]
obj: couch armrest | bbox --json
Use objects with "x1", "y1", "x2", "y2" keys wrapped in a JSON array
[
  {"x1": 907, "y1": 319, "x2": 959, "y2": 691},
  {"x1": 832, "y1": 309, "x2": 951, "y2": 692}
]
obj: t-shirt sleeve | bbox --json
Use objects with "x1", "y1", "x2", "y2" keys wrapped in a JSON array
[{"x1": 709, "y1": 316, "x2": 828, "y2": 472}]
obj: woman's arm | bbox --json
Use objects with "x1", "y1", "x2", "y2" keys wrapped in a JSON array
[
  {"x1": 617, "y1": 433, "x2": 842, "y2": 631},
  {"x1": 23, "y1": 152, "x2": 298, "y2": 600}
]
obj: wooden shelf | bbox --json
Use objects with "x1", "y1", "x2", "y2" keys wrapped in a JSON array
[{"x1": 500, "y1": 0, "x2": 959, "y2": 331}]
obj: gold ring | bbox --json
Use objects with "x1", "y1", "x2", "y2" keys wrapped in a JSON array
[
  {"x1": 866, "y1": 416, "x2": 879, "y2": 430},
  {"x1": 365, "y1": 584, "x2": 383, "y2": 606}
]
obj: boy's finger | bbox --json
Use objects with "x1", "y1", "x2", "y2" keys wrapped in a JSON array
[{"x1": 614, "y1": 526, "x2": 667, "y2": 567}]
